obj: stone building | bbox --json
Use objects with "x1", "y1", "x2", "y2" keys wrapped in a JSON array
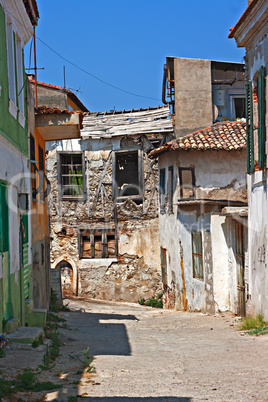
[{"x1": 47, "y1": 105, "x2": 174, "y2": 302}]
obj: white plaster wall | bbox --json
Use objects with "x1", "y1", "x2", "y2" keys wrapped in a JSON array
[
  {"x1": 177, "y1": 150, "x2": 247, "y2": 191},
  {"x1": 211, "y1": 214, "x2": 230, "y2": 312},
  {"x1": 248, "y1": 173, "x2": 268, "y2": 319},
  {"x1": 246, "y1": 34, "x2": 268, "y2": 320}
]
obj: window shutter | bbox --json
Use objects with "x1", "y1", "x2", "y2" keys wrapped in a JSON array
[
  {"x1": 245, "y1": 81, "x2": 254, "y2": 173},
  {"x1": 258, "y1": 66, "x2": 265, "y2": 169}
]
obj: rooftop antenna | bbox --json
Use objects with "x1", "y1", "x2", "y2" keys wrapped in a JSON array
[{"x1": 63, "y1": 65, "x2": 66, "y2": 89}]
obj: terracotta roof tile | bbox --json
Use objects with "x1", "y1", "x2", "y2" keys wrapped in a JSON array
[{"x1": 149, "y1": 121, "x2": 246, "y2": 158}]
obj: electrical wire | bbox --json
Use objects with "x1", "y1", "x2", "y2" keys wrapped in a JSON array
[{"x1": 2, "y1": 5, "x2": 161, "y2": 102}]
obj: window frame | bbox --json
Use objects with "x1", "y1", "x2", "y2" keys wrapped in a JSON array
[
  {"x1": 78, "y1": 228, "x2": 117, "y2": 259},
  {"x1": 192, "y1": 230, "x2": 204, "y2": 280},
  {"x1": 112, "y1": 149, "x2": 144, "y2": 204},
  {"x1": 178, "y1": 167, "x2": 196, "y2": 199},
  {"x1": 159, "y1": 168, "x2": 166, "y2": 213},
  {"x1": 6, "y1": 19, "x2": 17, "y2": 117},
  {"x1": 57, "y1": 151, "x2": 86, "y2": 201},
  {"x1": 167, "y1": 166, "x2": 174, "y2": 214}
]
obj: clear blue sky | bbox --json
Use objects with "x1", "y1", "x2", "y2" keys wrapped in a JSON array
[{"x1": 25, "y1": 0, "x2": 247, "y2": 112}]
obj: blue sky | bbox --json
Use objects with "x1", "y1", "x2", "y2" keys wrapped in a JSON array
[{"x1": 25, "y1": 0, "x2": 247, "y2": 112}]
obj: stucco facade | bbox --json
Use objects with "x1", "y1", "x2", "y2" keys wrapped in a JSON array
[
  {"x1": 153, "y1": 131, "x2": 248, "y2": 315},
  {"x1": 0, "y1": 1, "x2": 38, "y2": 332},
  {"x1": 229, "y1": 0, "x2": 268, "y2": 319}
]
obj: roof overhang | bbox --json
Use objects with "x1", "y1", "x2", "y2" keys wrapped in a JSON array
[
  {"x1": 228, "y1": 0, "x2": 268, "y2": 48},
  {"x1": 35, "y1": 113, "x2": 81, "y2": 141}
]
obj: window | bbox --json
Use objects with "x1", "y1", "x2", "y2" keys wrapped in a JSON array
[
  {"x1": 246, "y1": 66, "x2": 266, "y2": 173},
  {"x1": 113, "y1": 150, "x2": 143, "y2": 203},
  {"x1": 79, "y1": 229, "x2": 117, "y2": 259},
  {"x1": 192, "y1": 231, "x2": 203, "y2": 280},
  {"x1": 160, "y1": 247, "x2": 167, "y2": 286},
  {"x1": 159, "y1": 168, "x2": 166, "y2": 213},
  {"x1": 58, "y1": 152, "x2": 85, "y2": 199},
  {"x1": 6, "y1": 20, "x2": 17, "y2": 116},
  {"x1": 178, "y1": 167, "x2": 195, "y2": 199},
  {"x1": 16, "y1": 36, "x2": 25, "y2": 126},
  {"x1": 167, "y1": 166, "x2": 174, "y2": 213}
]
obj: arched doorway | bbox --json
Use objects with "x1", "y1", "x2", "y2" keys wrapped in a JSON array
[{"x1": 55, "y1": 260, "x2": 73, "y2": 298}]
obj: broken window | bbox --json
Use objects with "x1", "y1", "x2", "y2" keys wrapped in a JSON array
[
  {"x1": 113, "y1": 150, "x2": 143, "y2": 203},
  {"x1": 167, "y1": 166, "x2": 174, "y2": 213},
  {"x1": 58, "y1": 152, "x2": 85, "y2": 199},
  {"x1": 79, "y1": 229, "x2": 117, "y2": 259},
  {"x1": 178, "y1": 167, "x2": 195, "y2": 199},
  {"x1": 159, "y1": 168, "x2": 166, "y2": 213},
  {"x1": 160, "y1": 247, "x2": 167, "y2": 286},
  {"x1": 192, "y1": 231, "x2": 203, "y2": 280}
]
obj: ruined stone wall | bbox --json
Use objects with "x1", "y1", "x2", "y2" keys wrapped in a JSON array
[{"x1": 46, "y1": 144, "x2": 162, "y2": 303}]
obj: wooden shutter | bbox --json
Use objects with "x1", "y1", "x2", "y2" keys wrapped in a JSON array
[
  {"x1": 258, "y1": 66, "x2": 265, "y2": 169},
  {"x1": 245, "y1": 81, "x2": 254, "y2": 174}
]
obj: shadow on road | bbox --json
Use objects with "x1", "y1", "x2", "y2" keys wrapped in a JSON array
[
  {"x1": 68, "y1": 310, "x2": 137, "y2": 356},
  {"x1": 79, "y1": 398, "x2": 192, "y2": 401}
]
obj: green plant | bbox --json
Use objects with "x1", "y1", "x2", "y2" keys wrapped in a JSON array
[
  {"x1": 138, "y1": 293, "x2": 163, "y2": 308},
  {"x1": 32, "y1": 334, "x2": 44, "y2": 348},
  {"x1": 68, "y1": 397, "x2": 78, "y2": 402},
  {"x1": 0, "y1": 347, "x2": 5, "y2": 358},
  {"x1": 73, "y1": 347, "x2": 95, "y2": 373},
  {"x1": 40, "y1": 330, "x2": 61, "y2": 371},
  {"x1": 0, "y1": 368, "x2": 62, "y2": 399},
  {"x1": 2, "y1": 317, "x2": 8, "y2": 333},
  {"x1": 240, "y1": 314, "x2": 268, "y2": 331}
]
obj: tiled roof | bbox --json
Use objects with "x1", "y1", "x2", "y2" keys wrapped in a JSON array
[
  {"x1": 149, "y1": 121, "x2": 246, "y2": 158},
  {"x1": 28, "y1": 78, "x2": 89, "y2": 112},
  {"x1": 228, "y1": 0, "x2": 259, "y2": 38},
  {"x1": 35, "y1": 106, "x2": 77, "y2": 115},
  {"x1": 23, "y1": 0, "x2": 39, "y2": 26}
]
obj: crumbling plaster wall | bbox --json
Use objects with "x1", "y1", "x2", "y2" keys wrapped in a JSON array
[
  {"x1": 157, "y1": 148, "x2": 247, "y2": 313},
  {"x1": 46, "y1": 139, "x2": 162, "y2": 303}
]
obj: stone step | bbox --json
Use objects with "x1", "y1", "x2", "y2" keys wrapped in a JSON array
[{"x1": 6, "y1": 326, "x2": 45, "y2": 345}]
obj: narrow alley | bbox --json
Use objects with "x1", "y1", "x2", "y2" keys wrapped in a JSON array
[{"x1": 3, "y1": 298, "x2": 267, "y2": 401}]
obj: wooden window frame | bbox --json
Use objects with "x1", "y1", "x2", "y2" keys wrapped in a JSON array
[
  {"x1": 258, "y1": 66, "x2": 266, "y2": 170},
  {"x1": 112, "y1": 149, "x2": 144, "y2": 204},
  {"x1": 159, "y1": 168, "x2": 166, "y2": 214},
  {"x1": 57, "y1": 151, "x2": 86, "y2": 201},
  {"x1": 160, "y1": 247, "x2": 167, "y2": 286},
  {"x1": 168, "y1": 166, "x2": 174, "y2": 214},
  {"x1": 178, "y1": 167, "x2": 196, "y2": 199},
  {"x1": 78, "y1": 228, "x2": 117, "y2": 259},
  {"x1": 192, "y1": 230, "x2": 203, "y2": 280}
]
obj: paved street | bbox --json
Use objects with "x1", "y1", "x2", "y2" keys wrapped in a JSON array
[{"x1": 41, "y1": 299, "x2": 268, "y2": 401}]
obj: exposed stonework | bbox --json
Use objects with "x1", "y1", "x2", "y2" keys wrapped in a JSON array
[{"x1": 47, "y1": 143, "x2": 163, "y2": 303}]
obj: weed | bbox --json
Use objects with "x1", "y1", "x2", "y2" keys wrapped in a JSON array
[
  {"x1": 39, "y1": 331, "x2": 61, "y2": 371},
  {"x1": 48, "y1": 312, "x2": 65, "y2": 323},
  {"x1": 2, "y1": 317, "x2": 8, "y2": 332},
  {"x1": 0, "y1": 368, "x2": 62, "y2": 399},
  {"x1": 68, "y1": 397, "x2": 78, "y2": 402},
  {"x1": 76, "y1": 369, "x2": 83, "y2": 375},
  {"x1": 32, "y1": 334, "x2": 44, "y2": 348},
  {"x1": 240, "y1": 314, "x2": 268, "y2": 331},
  {"x1": 138, "y1": 293, "x2": 163, "y2": 308},
  {"x1": 0, "y1": 347, "x2": 5, "y2": 358},
  {"x1": 247, "y1": 326, "x2": 268, "y2": 336},
  {"x1": 72, "y1": 347, "x2": 96, "y2": 373}
]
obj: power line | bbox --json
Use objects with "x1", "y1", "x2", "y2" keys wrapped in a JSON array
[{"x1": 2, "y1": 5, "x2": 161, "y2": 102}]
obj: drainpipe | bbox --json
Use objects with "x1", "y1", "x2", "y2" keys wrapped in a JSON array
[{"x1": 162, "y1": 65, "x2": 168, "y2": 105}]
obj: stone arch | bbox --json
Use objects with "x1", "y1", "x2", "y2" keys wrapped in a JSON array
[{"x1": 52, "y1": 255, "x2": 78, "y2": 296}]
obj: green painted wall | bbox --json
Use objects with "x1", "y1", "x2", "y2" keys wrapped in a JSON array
[{"x1": 0, "y1": 5, "x2": 28, "y2": 156}]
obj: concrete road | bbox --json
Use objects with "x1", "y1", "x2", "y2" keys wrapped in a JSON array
[{"x1": 44, "y1": 298, "x2": 268, "y2": 401}]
